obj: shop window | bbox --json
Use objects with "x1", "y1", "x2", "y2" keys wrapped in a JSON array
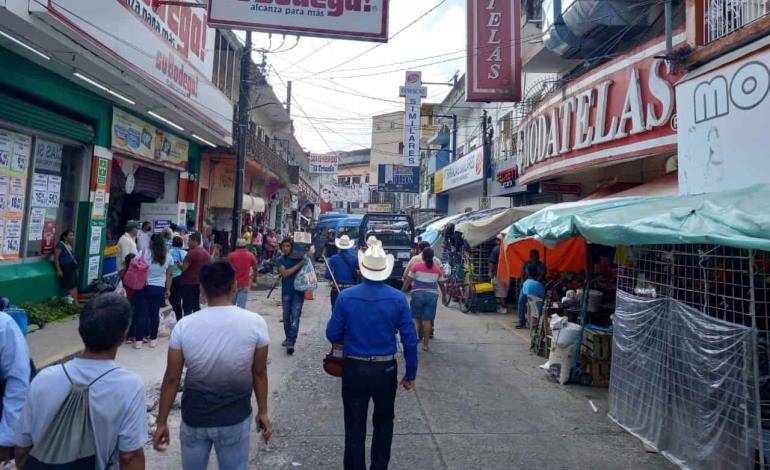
[{"x1": 0, "y1": 128, "x2": 87, "y2": 263}]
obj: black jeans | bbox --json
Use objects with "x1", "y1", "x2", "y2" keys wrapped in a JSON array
[
  {"x1": 170, "y1": 276, "x2": 184, "y2": 321},
  {"x1": 181, "y1": 283, "x2": 201, "y2": 316},
  {"x1": 342, "y1": 359, "x2": 398, "y2": 470},
  {"x1": 330, "y1": 285, "x2": 352, "y2": 309}
]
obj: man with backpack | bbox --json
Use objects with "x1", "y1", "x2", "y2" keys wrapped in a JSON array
[
  {"x1": 14, "y1": 294, "x2": 146, "y2": 469},
  {"x1": 0, "y1": 311, "x2": 30, "y2": 466}
]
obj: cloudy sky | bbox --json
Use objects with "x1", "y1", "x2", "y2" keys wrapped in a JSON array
[{"x1": 250, "y1": 0, "x2": 466, "y2": 153}]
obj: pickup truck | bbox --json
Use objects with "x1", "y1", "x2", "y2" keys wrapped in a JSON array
[{"x1": 359, "y1": 213, "x2": 415, "y2": 285}]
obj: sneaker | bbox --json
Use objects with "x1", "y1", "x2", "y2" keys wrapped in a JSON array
[
  {"x1": 514, "y1": 322, "x2": 527, "y2": 329},
  {"x1": 126, "y1": 338, "x2": 135, "y2": 344},
  {"x1": 497, "y1": 306, "x2": 507, "y2": 314},
  {"x1": 134, "y1": 340, "x2": 143, "y2": 349},
  {"x1": 287, "y1": 344, "x2": 295, "y2": 355},
  {"x1": 149, "y1": 340, "x2": 158, "y2": 348},
  {"x1": 281, "y1": 339, "x2": 288, "y2": 347}
]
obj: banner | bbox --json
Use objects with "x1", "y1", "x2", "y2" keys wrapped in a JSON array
[
  {"x1": 112, "y1": 108, "x2": 189, "y2": 170},
  {"x1": 377, "y1": 164, "x2": 420, "y2": 193},
  {"x1": 466, "y1": 0, "x2": 521, "y2": 102},
  {"x1": 308, "y1": 153, "x2": 338, "y2": 174},
  {"x1": 208, "y1": 0, "x2": 389, "y2": 42},
  {"x1": 399, "y1": 71, "x2": 426, "y2": 167},
  {"x1": 320, "y1": 184, "x2": 368, "y2": 204},
  {"x1": 440, "y1": 148, "x2": 483, "y2": 192}
]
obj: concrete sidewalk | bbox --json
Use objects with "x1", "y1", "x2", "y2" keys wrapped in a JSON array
[{"x1": 26, "y1": 317, "x2": 82, "y2": 368}]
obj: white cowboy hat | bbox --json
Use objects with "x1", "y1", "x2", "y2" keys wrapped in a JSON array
[
  {"x1": 366, "y1": 235, "x2": 378, "y2": 247},
  {"x1": 358, "y1": 240, "x2": 394, "y2": 282},
  {"x1": 335, "y1": 235, "x2": 355, "y2": 250}
]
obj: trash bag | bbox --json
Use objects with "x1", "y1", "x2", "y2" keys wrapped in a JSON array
[
  {"x1": 555, "y1": 322, "x2": 581, "y2": 347},
  {"x1": 158, "y1": 311, "x2": 176, "y2": 337}
]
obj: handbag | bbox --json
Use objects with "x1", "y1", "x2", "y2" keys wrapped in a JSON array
[
  {"x1": 323, "y1": 342, "x2": 345, "y2": 377},
  {"x1": 60, "y1": 241, "x2": 78, "y2": 269},
  {"x1": 123, "y1": 250, "x2": 149, "y2": 291}
]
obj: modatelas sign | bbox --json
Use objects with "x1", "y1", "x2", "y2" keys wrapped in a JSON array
[{"x1": 207, "y1": 0, "x2": 389, "y2": 42}]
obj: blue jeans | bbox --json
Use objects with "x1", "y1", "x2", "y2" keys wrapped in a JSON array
[
  {"x1": 180, "y1": 415, "x2": 251, "y2": 470},
  {"x1": 517, "y1": 292, "x2": 543, "y2": 325},
  {"x1": 131, "y1": 285, "x2": 164, "y2": 340},
  {"x1": 234, "y1": 287, "x2": 249, "y2": 309},
  {"x1": 410, "y1": 290, "x2": 439, "y2": 321},
  {"x1": 282, "y1": 290, "x2": 305, "y2": 345}
]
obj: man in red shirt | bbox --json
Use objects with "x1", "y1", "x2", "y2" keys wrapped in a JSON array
[
  {"x1": 180, "y1": 232, "x2": 210, "y2": 316},
  {"x1": 228, "y1": 238, "x2": 259, "y2": 309}
]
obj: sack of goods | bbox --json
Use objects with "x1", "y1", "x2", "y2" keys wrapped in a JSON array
[{"x1": 294, "y1": 257, "x2": 318, "y2": 292}]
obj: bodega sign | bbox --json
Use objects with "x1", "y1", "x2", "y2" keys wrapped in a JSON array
[
  {"x1": 515, "y1": 34, "x2": 684, "y2": 184},
  {"x1": 466, "y1": 0, "x2": 521, "y2": 102},
  {"x1": 208, "y1": 0, "x2": 389, "y2": 42}
]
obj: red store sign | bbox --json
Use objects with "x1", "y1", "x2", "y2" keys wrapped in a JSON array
[
  {"x1": 496, "y1": 167, "x2": 517, "y2": 188},
  {"x1": 515, "y1": 34, "x2": 684, "y2": 184},
  {"x1": 466, "y1": 0, "x2": 520, "y2": 102}
]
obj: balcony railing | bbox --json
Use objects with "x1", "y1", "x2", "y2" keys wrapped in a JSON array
[
  {"x1": 246, "y1": 133, "x2": 289, "y2": 181},
  {"x1": 703, "y1": 0, "x2": 770, "y2": 44}
]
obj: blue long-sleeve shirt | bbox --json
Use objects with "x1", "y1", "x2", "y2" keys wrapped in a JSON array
[
  {"x1": 0, "y1": 313, "x2": 30, "y2": 446},
  {"x1": 324, "y1": 249, "x2": 359, "y2": 285},
  {"x1": 326, "y1": 280, "x2": 418, "y2": 380}
]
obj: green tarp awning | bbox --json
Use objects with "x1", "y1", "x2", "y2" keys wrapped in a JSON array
[{"x1": 505, "y1": 185, "x2": 770, "y2": 251}]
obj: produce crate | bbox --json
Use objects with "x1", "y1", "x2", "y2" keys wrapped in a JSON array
[
  {"x1": 580, "y1": 354, "x2": 611, "y2": 387},
  {"x1": 582, "y1": 329, "x2": 612, "y2": 360}
]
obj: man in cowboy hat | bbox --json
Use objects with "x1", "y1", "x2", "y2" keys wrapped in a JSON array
[
  {"x1": 324, "y1": 235, "x2": 360, "y2": 308},
  {"x1": 326, "y1": 240, "x2": 418, "y2": 470}
]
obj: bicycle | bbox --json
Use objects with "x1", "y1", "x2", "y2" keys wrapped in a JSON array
[{"x1": 442, "y1": 252, "x2": 474, "y2": 313}]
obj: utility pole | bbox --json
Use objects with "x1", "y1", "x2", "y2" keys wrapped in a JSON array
[
  {"x1": 286, "y1": 80, "x2": 292, "y2": 117},
  {"x1": 231, "y1": 31, "x2": 252, "y2": 252},
  {"x1": 664, "y1": 0, "x2": 673, "y2": 54},
  {"x1": 482, "y1": 110, "x2": 489, "y2": 198},
  {"x1": 451, "y1": 114, "x2": 458, "y2": 161}
]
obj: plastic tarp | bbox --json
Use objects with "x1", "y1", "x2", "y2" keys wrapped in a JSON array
[
  {"x1": 609, "y1": 291, "x2": 758, "y2": 470},
  {"x1": 455, "y1": 204, "x2": 550, "y2": 248},
  {"x1": 497, "y1": 237, "x2": 587, "y2": 281},
  {"x1": 505, "y1": 185, "x2": 770, "y2": 251}
]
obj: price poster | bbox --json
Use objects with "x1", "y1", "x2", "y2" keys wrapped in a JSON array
[
  {"x1": 28, "y1": 208, "x2": 46, "y2": 241},
  {"x1": 0, "y1": 132, "x2": 30, "y2": 260}
]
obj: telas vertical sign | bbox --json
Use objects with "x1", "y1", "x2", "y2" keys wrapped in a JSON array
[
  {"x1": 466, "y1": 0, "x2": 521, "y2": 102},
  {"x1": 399, "y1": 71, "x2": 427, "y2": 167}
]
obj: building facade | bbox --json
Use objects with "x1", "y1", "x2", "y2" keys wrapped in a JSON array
[{"x1": 0, "y1": 0, "x2": 232, "y2": 301}]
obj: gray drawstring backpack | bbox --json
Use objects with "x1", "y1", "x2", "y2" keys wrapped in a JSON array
[{"x1": 24, "y1": 364, "x2": 118, "y2": 469}]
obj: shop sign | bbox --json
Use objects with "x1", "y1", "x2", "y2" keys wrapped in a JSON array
[
  {"x1": 399, "y1": 71, "x2": 426, "y2": 167},
  {"x1": 377, "y1": 164, "x2": 420, "y2": 193},
  {"x1": 112, "y1": 109, "x2": 189, "y2": 170},
  {"x1": 677, "y1": 44, "x2": 770, "y2": 195},
  {"x1": 34, "y1": 140, "x2": 63, "y2": 174},
  {"x1": 466, "y1": 0, "x2": 520, "y2": 102},
  {"x1": 320, "y1": 184, "x2": 368, "y2": 204},
  {"x1": 41, "y1": 0, "x2": 233, "y2": 137},
  {"x1": 496, "y1": 167, "x2": 517, "y2": 188},
  {"x1": 308, "y1": 153, "x2": 338, "y2": 174},
  {"x1": 515, "y1": 34, "x2": 684, "y2": 185},
  {"x1": 440, "y1": 148, "x2": 483, "y2": 192},
  {"x1": 367, "y1": 203, "x2": 392, "y2": 213},
  {"x1": 208, "y1": 0, "x2": 389, "y2": 42}
]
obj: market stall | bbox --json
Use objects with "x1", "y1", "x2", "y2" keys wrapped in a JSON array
[{"x1": 504, "y1": 185, "x2": 770, "y2": 470}]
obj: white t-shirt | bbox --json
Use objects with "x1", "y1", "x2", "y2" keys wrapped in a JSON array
[
  {"x1": 117, "y1": 233, "x2": 137, "y2": 270},
  {"x1": 16, "y1": 358, "x2": 146, "y2": 469},
  {"x1": 170, "y1": 305, "x2": 269, "y2": 427},
  {"x1": 136, "y1": 230, "x2": 151, "y2": 253}
]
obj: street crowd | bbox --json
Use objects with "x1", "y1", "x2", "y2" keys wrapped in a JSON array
[{"x1": 0, "y1": 220, "x2": 502, "y2": 470}]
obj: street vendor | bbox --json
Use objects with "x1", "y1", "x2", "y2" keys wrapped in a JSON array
[
  {"x1": 521, "y1": 249, "x2": 547, "y2": 282},
  {"x1": 517, "y1": 264, "x2": 545, "y2": 329}
]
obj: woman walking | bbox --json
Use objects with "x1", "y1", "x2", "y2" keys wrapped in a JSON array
[
  {"x1": 402, "y1": 247, "x2": 446, "y2": 352},
  {"x1": 169, "y1": 236, "x2": 187, "y2": 321},
  {"x1": 54, "y1": 229, "x2": 78, "y2": 304},
  {"x1": 133, "y1": 233, "x2": 173, "y2": 349}
]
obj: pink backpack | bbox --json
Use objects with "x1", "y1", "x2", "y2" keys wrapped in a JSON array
[{"x1": 123, "y1": 250, "x2": 148, "y2": 290}]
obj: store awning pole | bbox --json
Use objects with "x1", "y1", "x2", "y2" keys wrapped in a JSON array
[{"x1": 232, "y1": 31, "x2": 251, "y2": 251}]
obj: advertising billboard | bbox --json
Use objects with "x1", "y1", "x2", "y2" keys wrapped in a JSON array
[
  {"x1": 208, "y1": 0, "x2": 389, "y2": 42},
  {"x1": 377, "y1": 164, "x2": 420, "y2": 193},
  {"x1": 308, "y1": 153, "x2": 338, "y2": 174}
]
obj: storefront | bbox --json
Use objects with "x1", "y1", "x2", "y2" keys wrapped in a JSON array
[
  {"x1": 107, "y1": 108, "x2": 194, "y2": 239},
  {"x1": 436, "y1": 147, "x2": 510, "y2": 213},
  {"x1": 513, "y1": 34, "x2": 684, "y2": 194}
]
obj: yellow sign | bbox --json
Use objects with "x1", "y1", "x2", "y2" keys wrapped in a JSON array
[
  {"x1": 111, "y1": 108, "x2": 189, "y2": 169},
  {"x1": 434, "y1": 168, "x2": 444, "y2": 193}
]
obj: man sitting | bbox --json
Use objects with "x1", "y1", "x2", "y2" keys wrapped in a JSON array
[{"x1": 516, "y1": 264, "x2": 545, "y2": 329}]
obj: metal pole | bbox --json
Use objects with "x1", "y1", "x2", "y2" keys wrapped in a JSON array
[
  {"x1": 748, "y1": 249, "x2": 765, "y2": 467},
  {"x1": 482, "y1": 110, "x2": 489, "y2": 198},
  {"x1": 451, "y1": 114, "x2": 458, "y2": 161},
  {"x1": 286, "y1": 80, "x2": 292, "y2": 117},
  {"x1": 665, "y1": 0, "x2": 673, "y2": 54},
  {"x1": 232, "y1": 31, "x2": 252, "y2": 252}
]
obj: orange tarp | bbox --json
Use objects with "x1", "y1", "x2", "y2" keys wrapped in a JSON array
[{"x1": 498, "y1": 237, "x2": 587, "y2": 284}]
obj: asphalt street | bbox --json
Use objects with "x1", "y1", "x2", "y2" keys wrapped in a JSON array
[{"x1": 116, "y1": 280, "x2": 673, "y2": 469}]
